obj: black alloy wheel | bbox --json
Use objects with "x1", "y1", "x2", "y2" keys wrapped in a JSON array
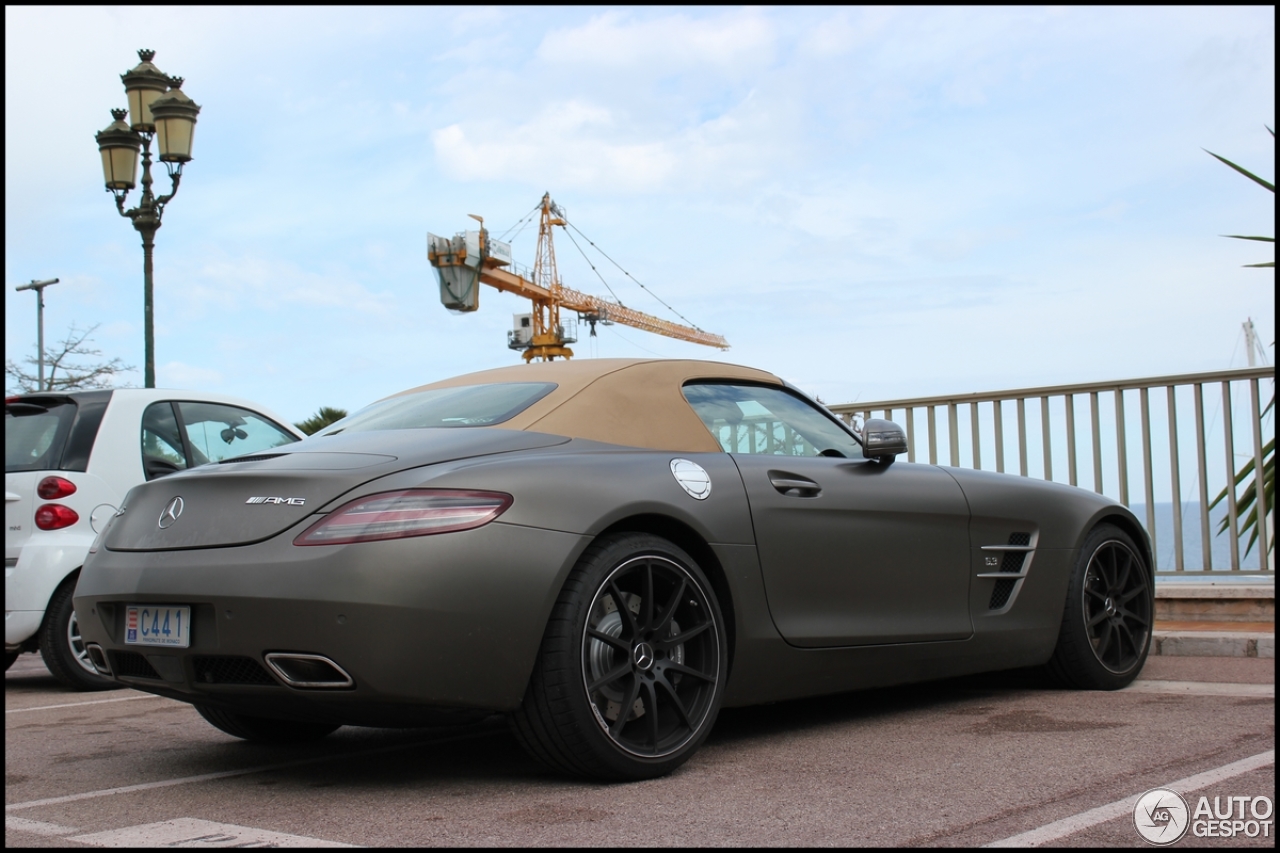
[
  {"x1": 1047, "y1": 524, "x2": 1153, "y2": 690},
  {"x1": 1082, "y1": 538, "x2": 1152, "y2": 673},
  {"x1": 512, "y1": 533, "x2": 728, "y2": 781}
]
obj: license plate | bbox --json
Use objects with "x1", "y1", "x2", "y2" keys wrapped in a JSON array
[{"x1": 125, "y1": 605, "x2": 191, "y2": 648}]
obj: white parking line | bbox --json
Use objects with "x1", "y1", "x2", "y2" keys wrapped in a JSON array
[
  {"x1": 5, "y1": 694, "x2": 165, "y2": 714},
  {"x1": 984, "y1": 750, "x2": 1276, "y2": 847},
  {"x1": 5, "y1": 816, "x2": 78, "y2": 836},
  {"x1": 69, "y1": 817, "x2": 357, "y2": 848},
  {"x1": 1123, "y1": 680, "x2": 1274, "y2": 698},
  {"x1": 4, "y1": 728, "x2": 499, "y2": 812}
]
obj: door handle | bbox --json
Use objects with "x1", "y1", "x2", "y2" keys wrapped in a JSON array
[{"x1": 769, "y1": 472, "x2": 821, "y2": 498}]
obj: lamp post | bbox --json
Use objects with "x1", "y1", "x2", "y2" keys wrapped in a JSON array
[
  {"x1": 14, "y1": 278, "x2": 60, "y2": 391},
  {"x1": 95, "y1": 49, "x2": 201, "y2": 389}
]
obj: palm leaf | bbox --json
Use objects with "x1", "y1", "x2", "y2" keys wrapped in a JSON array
[
  {"x1": 1210, "y1": 434, "x2": 1275, "y2": 557},
  {"x1": 1204, "y1": 149, "x2": 1276, "y2": 193}
]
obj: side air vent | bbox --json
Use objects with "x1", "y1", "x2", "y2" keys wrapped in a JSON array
[
  {"x1": 110, "y1": 650, "x2": 162, "y2": 680},
  {"x1": 193, "y1": 655, "x2": 278, "y2": 686},
  {"x1": 989, "y1": 579, "x2": 1016, "y2": 610},
  {"x1": 988, "y1": 532, "x2": 1033, "y2": 611}
]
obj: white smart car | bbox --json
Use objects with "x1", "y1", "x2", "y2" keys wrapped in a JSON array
[{"x1": 5, "y1": 388, "x2": 303, "y2": 689}]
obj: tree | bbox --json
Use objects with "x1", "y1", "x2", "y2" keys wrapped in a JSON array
[
  {"x1": 5, "y1": 323, "x2": 134, "y2": 394},
  {"x1": 295, "y1": 406, "x2": 348, "y2": 435},
  {"x1": 1205, "y1": 126, "x2": 1274, "y2": 560}
]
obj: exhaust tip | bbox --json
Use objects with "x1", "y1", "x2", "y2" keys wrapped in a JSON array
[
  {"x1": 263, "y1": 653, "x2": 354, "y2": 689},
  {"x1": 85, "y1": 644, "x2": 112, "y2": 676}
]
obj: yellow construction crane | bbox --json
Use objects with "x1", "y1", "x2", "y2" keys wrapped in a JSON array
[{"x1": 428, "y1": 193, "x2": 728, "y2": 362}]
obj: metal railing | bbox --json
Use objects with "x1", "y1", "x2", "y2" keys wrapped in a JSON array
[{"x1": 829, "y1": 367, "x2": 1275, "y2": 574}]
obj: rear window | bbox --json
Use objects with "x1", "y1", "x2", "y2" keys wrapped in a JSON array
[
  {"x1": 318, "y1": 383, "x2": 556, "y2": 435},
  {"x1": 5, "y1": 398, "x2": 76, "y2": 472}
]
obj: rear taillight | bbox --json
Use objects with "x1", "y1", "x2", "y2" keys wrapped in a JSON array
[
  {"x1": 37, "y1": 476, "x2": 77, "y2": 499},
  {"x1": 35, "y1": 504, "x2": 80, "y2": 531},
  {"x1": 293, "y1": 489, "x2": 512, "y2": 546}
]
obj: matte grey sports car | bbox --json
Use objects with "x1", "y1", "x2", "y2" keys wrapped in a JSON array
[{"x1": 75, "y1": 359, "x2": 1154, "y2": 781}]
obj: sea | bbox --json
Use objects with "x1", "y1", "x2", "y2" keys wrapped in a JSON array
[{"x1": 1129, "y1": 502, "x2": 1272, "y2": 573}]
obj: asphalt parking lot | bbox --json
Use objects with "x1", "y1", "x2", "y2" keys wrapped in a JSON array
[{"x1": 5, "y1": 652, "x2": 1273, "y2": 848}]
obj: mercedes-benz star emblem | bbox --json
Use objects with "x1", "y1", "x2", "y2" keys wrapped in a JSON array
[
  {"x1": 633, "y1": 642, "x2": 655, "y2": 671},
  {"x1": 158, "y1": 496, "x2": 185, "y2": 529}
]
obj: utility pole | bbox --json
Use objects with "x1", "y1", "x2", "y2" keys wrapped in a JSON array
[{"x1": 14, "y1": 278, "x2": 60, "y2": 391}]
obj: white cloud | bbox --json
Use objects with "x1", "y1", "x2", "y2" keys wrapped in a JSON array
[
  {"x1": 537, "y1": 9, "x2": 775, "y2": 73},
  {"x1": 159, "y1": 361, "x2": 223, "y2": 388},
  {"x1": 432, "y1": 94, "x2": 780, "y2": 194},
  {"x1": 800, "y1": 7, "x2": 894, "y2": 57},
  {"x1": 177, "y1": 253, "x2": 397, "y2": 317},
  {"x1": 433, "y1": 102, "x2": 676, "y2": 192},
  {"x1": 913, "y1": 227, "x2": 1021, "y2": 263}
]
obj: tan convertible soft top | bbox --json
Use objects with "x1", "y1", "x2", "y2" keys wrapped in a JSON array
[{"x1": 393, "y1": 358, "x2": 784, "y2": 452}]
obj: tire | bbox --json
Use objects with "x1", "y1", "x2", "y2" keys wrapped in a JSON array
[
  {"x1": 5, "y1": 650, "x2": 19, "y2": 671},
  {"x1": 195, "y1": 704, "x2": 340, "y2": 743},
  {"x1": 511, "y1": 532, "x2": 729, "y2": 781},
  {"x1": 1047, "y1": 524, "x2": 1153, "y2": 690},
  {"x1": 39, "y1": 579, "x2": 121, "y2": 692}
]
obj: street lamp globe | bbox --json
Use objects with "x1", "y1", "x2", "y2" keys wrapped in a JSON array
[
  {"x1": 98, "y1": 49, "x2": 198, "y2": 390},
  {"x1": 120, "y1": 49, "x2": 172, "y2": 133},
  {"x1": 149, "y1": 79, "x2": 201, "y2": 163},
  {"x1": 95, "y1": 108, "x2": 142, "y2": 190}
]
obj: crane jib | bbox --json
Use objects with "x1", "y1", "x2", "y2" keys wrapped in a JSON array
[{"x1": 428, "y1": 195, "x2": 728, "y2": 359}]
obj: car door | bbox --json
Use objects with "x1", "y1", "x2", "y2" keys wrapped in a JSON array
[{"x1": 683, "y1": 382, "x2": 972, "y2": 648}]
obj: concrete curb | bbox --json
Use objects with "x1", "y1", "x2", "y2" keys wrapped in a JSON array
[
  {"x1": 1152, "y1": 631, "x2": 1274, "y2": 659},
  {"x1": 1154, "y1": 583, "x2": 1274, "y2": 623}
]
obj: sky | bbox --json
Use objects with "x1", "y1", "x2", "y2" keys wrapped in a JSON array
[{"x1": 4, "y1": 6, "x2": 1275, "y2": 426}]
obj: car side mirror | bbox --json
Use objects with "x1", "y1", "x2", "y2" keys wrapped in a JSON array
[{"x1": 861, "y1": 418, "x2": 907, "y2": 462}]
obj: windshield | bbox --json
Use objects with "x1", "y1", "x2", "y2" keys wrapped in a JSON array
[
  {"x1": 319, "y1": 383, "x2": 556, "y2": 435},
  {"x1": 5, "y1": 397, "x2": 76, "y2": 473}
]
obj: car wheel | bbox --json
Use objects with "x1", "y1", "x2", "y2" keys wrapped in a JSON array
[
  {"x1": 1047, "y1": 524, "x2": 1153, "y2": 690},
  {"x1": 195, "y1": 705, "x2": 341, "y2": 743},
  {"x1": 512, "y1": 532, "x2": 729, "y2": 781},
  {"x1": 5, "y1": 650, "x2": 19, "y2": 670},
  {"x1": 39, "y1": 579, "x2": 121, "y2": 692}
]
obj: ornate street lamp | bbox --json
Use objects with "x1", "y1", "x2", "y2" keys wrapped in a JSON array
[{"x1": 95, "y1": 49, "x2": 201, "y2": 388}]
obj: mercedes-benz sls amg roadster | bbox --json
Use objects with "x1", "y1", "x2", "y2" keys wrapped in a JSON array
[{"x1": 74, "y1": 359, "x2": 1153, "y2": 781}]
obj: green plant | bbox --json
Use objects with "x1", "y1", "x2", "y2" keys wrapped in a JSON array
[
  {"x1": 1205, "y1": 126, "x2": 1274, "y2": 560},
  {"x1": 295, "y1": 406, "x2": 348, "y2": 436},
  {"x1": 1203, "y1": 126, "x2": 1274, "y2": 268}
]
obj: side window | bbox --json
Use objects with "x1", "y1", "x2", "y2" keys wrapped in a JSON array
[
  {"x1": 175, "y1": 402, "x2": 298, "y2": 464},
  {"x1": 141, "y1": 402, "x2": 190, "y2": 480},
  {"x1": 683, "y1": 383, "x2": 862, "y2": 458}
]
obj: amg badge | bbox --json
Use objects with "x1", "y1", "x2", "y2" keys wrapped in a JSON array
[{"x1": 245, "y1": 496, "x2": 306, "y2": 506}]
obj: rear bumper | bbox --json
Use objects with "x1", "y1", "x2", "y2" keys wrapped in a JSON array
[
  {"x1": 5, "y1": 535, "x2": 93, "y2": 645},
  {"x1": 73, "y1": 521, "x2": 589, "y2": 722},
  {"x1": 5, "y1": 611, "x2": 43, "y2": 650}
]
